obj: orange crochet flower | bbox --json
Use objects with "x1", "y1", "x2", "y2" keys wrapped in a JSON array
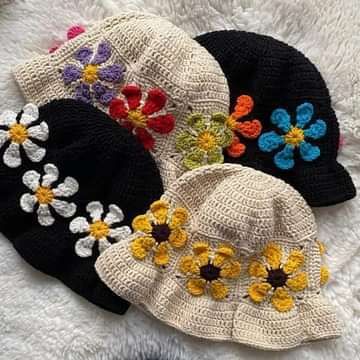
[{"x1": 226, "y1": 95, "x2": 262, "y2": 157}]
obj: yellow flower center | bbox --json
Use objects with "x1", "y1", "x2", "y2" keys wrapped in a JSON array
[
  {"x1": 226, "y1": 115, "x2": 237, "y2": 131},
  {"x1": 9, "y1": 123, "x2": 28, "y2": 144},
  {"x1": 89, "y1": 220, "x2": 110, "y2": 240},
  {"x1": 35, "y1": 186, "x2": 54, "y2": 205},
  {"x1": 284, "y1": 127, "x2": 304, "y2": 146},
  {"x1": 82, "y1": 64, "x2": 99, "y2": 84},
  {"x1": 197, "y1": 131, "x2": 217, "y2": 151},
  {"x1": 128, "y1": 110, "x2": 147, "y2": 128}
]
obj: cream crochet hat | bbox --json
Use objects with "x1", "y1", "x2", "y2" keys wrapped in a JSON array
[
  {"x1": 13, "y1": 13, "x2": 229, "y2": 189},
  {"x1": 95, "y1": 163, "x2": 341, "y2": 350}
]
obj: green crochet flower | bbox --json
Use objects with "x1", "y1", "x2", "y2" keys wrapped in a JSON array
[{"x1": 176, "y1": 113, "x2": 232, "y2": 170}]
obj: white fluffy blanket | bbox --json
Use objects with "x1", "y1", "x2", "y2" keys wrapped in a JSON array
[{"x1": 0, "y1": 1, "x2": 359, "y2": 359}]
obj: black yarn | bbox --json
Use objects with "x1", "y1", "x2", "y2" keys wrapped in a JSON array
[
  {"x1": 0, "y1": 99, "x2": 164, "y2": 314},
  {"x1": 195, "y1": 30, "x2": 356, "y2": 206}
]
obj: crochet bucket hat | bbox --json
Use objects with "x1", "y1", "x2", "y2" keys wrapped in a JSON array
[
  {"x1": 195, "y1": 30, "x2": 356, "y2": 207},
  {"x1": 0, "y1": 99, "x2": 163, "y2": 314},
  {"x1": 95, "y1": 164, "x2": 341, "y2": 350},
  {"x1": 13, "y1": 13, "x2": 230, "y2": 189}
]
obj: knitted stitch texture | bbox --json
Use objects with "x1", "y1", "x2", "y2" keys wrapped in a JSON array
[
  {"x1": 13, "y1": 13, "x2": 229, "y2": 189},
  {"x1": 195, "y1": 30, "x2": 356, "y2": 207},
  {"x1": 95, "y1": 164, "x2": 341, "y2": 350},
  {"x1": 0, "y1": 99, "x2": 163, "y2": 314}
]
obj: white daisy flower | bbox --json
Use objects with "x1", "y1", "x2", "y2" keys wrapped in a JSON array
[
  {"x1": 0, "y1": 104, "x2": 48, "y2": 168},
  {"x1": 70, "y1": 201, "x2": 132, "y2": 258},
  {"x1": 20, "y1": 163, "x2": 79, "y2": 226}
]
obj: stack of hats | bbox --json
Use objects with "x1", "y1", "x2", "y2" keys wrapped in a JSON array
[{"x1": 0, "y1": 12, "x2": 355, "y2": 350}]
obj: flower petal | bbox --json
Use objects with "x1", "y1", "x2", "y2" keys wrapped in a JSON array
[
  {"x1": 0, "y1": 130, "x2": 9, "y2": 149},
  {"x1": 318, "y1": 241, "x2": 326, "y2": 256},
  {"x1": 186, "y1": 113, "x2": 206, "y2": 131},
  {"x1": 210, "y1": 280, "x2": 229, "y2": 300},
  {"x1": 37, "y1": 204, "x2": 54, "y2": 226},
  {"x1": 320, "y1": 266, "x2": 330, "y2": 286},
  {"x1": 22, "y1": 170, "x2": 41, "y2": 191},
  {"x1": 299, "y1": 141, "x2": 320, "y2": 162},
  {"x1": 175, "y1": 131, "x2": 196, "y2": 152},
  {"x1": 109, "y1": 226, "x2": 132, "y2": 241},
  {"x1": 132, "y1": 214, "x2": 153, "y2": 233},
  {"x1": 274, "y1": 144, "x2": 295, "y2": 170},
  {"x1": 248, "y1": 282, "x2": 272, "y2": 303},
  {"x1": 74, "y1": 83, "x2": 92, "y2": 104},
  {"x1": 22, "y1": 139, "x2": 46, "y2": 163},
  {"x1": 98, "y1": 64, "x2": 125, "y2": 83},
  {"x1": 186, "y1": 278, "x2": 206, "y2": 296},
  {"x1": 92, "y1": 82, "x2": 116, "y2": 105},
  {"x1": 135, "y1": 127, "x2": 155, "y2": 150},
  {"x1": 168, "y1": 228, "x2": 187, "y2": 248},
  {"x1": 153, "y1": 242, "x2": 170, "y2": 266},
  {"x1": 304, "y1": 119, "x2": 327, "y2": 139},
  {"x1": 271, "y1": 288, "x2": 294, "y2": 312},
  {"x1": 42, "y1": 164, "x2": 59, "y2": 187},
  {"x1": 92, "y1": 41, "x2": 111, "y2": 64},
  {"x1": 3, "y1": 142, "x2": 21, "y2": 168},
  {"x1": 62, "y1": 64, "x2": 82, "y2": 85},
  {"x1": 283, "y1": 249, "x2": 305, "y2": 274},
  {"x1": 286, "y1": 272, "x2": 308, "y2": 292},
  {"x1": 183, "y1": 149, "x2": 205, "y2": 170},
  {"x1": 69, "y1": 216, "x2": 90, "y2": 234},
  {"x1": 215, "y1": 127, "x2": 233, "y2": 148},
  {"x1": 109, "y1": 98, "x2": 128, "y2": 119},
  {"x1": 27, "y1": 122, "x2": 49, "y2": 141},
  {"x1": 74, "y1": 47, "x2": 93, "y2": 64},
  {"x1": 20, "y1": 104, "x2": 39, "y2": 126},
  {"x1": 296, "y1": 102, "x2": 314, "y2": 129},
  {"x1": 220, "y1": 260, "x2": 241, "y2": 279},
  {"x1": 236, "y1": 119, "x2": 262, "y2": 139},
  {"x1": 213, "y1": 244, "x2": 236, "y2": 266},
  {"x1": 263, "y1": 243, "x2": 282, "y2": 269},
  {"x1": 169, "y1": 207, "x2": 188, "y2": 229},
  {"x1": 104, "y1": 204, "x2": 125, "y2": 225},
  {"x1": 75, "y1": 236, "x2": 96, "y2": 257},
  {"x1": 147, "y1": 114, "x2": 175, "y2": 134},
  {"x1": 98, "y1": 238, "x2": 113, "y2": 253},
  {"x1": 232, "y1": 95, "x2": 254, "y2": 118},
  {"x1": 210, "y1": 112, "x2": 228, "y2": 125},
  {"x1": 142, "y1": 88, "x2": 167, "y2": 116},
  {"x1": 0, "y1": 110, "x2": 17, "y2": 127},
  {"x1": 179, "y1": 255, "x2": 196, "y2": 274},
  {"x1": 192, "y1": 241, "x2": 209, "y2": 256},
  {"x1": 86, "y1": 201, "x2": 104, "y2": 221},
  {"x1": 53, "y1": 177, "x2": 79, "y2": 198},
  {"x1": 270, "y1": 108, "x2": 291, "y2": 132},
  {"x1": 150, "y1": 200, "x2": 169, "y2": 225},
  {"x1": 258, "y1": 131, "x2": 284, "y2": 152},
  {"x1": 130, "y1": 236, "x2": 155, "y2": 260},
  {"x1": 20, "y1": 193, "x2": 37, "y2": 213},
  {"x1": 51, "y1": 199, "x2": 76, "y2": 218},
  {"x1": 122, "y1": 84, "x2": 142, "y2": 110},
  {"x1": 226, "y1": 136, "x2": 246, "y2": 158},
  {"x1": 248, "y1": 260, "x2": 268, "y2": 278}
]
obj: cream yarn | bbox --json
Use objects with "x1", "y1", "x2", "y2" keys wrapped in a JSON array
[
  {"x1": 95, "y1": 164, "x2": 341, "y2": 350},
  {"x1": 13, "y1": 12, "x2": 229, "y2": 189}
]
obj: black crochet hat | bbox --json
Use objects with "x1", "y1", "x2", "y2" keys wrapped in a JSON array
[
  {"x1": 195, "y1": 30, "x2": 356, "y2": 207},
  {"x1": 0, "y1": 99, "x2": 163, "y2": 314}
]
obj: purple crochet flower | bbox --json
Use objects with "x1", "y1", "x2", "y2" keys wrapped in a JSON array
[{"x1": 61, "y1": 41, "x2": 125, "y2": 106}]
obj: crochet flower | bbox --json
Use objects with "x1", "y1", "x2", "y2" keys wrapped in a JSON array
[
  {"x1": 130, "y1": 200, "x2": 188, "y2": 266},
  {"x1": 247, "y1": 243, "x2": 308, "y2": 312},
  {"x1": 176, "y1": 113, "x2": 233, "y2": 170},
  {"x1": 70, "y1": 201, "x2": 132, "y2": 258},
  {"x1": 20, "y1": 164, "x2": 78, "y2": 226},
  {"x1": 109, "y1": 84, "x2": 175, "y2": 150},
  {"x1": 318, "y1": 241, "x2": 330, "y2": 286},
  {"x1": 0, "y1": 104, "x2": 48, "y2": 168},
  {"x1": 258, "y1": 102, "x2": 327, "y2": 170},
  {"x1": 179, "y1": 242, "x2": 241, "y2": 300},
  {"x1": 226, "y1": 95, "x2": 262, "y2": 157},
  {"x1": 62, "y1": 41, "x2": 125, "y2": 106}
]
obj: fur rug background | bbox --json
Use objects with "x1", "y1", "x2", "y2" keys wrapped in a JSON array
[{"x1": 0, "y1": 0, "x2": 359, "y2": 359}]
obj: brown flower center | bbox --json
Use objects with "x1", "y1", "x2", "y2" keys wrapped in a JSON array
[
  {"x1": 267, "y1": 268, "x2": 288, "y2": 288},
  {"x1": 89, "y1": 220, "x2": 110, "y2": 240},
  {"x1": 284, "y1": 127, "x2": 304, "y2": 146},
  {"x1": 82, "y1": 64, "x2": 99, "y2": 84},
  {"x1": 200, "y1": 263, "x2": 221, "y2": 281},
  {"x1": 35, "y1": 186, "x2": 54, "y2": 205},
  {"x1": 9, "y1": 123, "x2": 28, "y2": 144},
  {"x1": 128, "y1": 110, "x2": 147, "y2": 128},
  {"x1": 197, "y1": 131, "x2": 217, "y2": 151},
  {"x1": 151, "y1": 224, "x2": 171, "y2": 244}
]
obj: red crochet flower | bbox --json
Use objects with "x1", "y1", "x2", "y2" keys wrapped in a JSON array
[{"x1": 109, "y1": 84, "x2": 175, "y2": 150}]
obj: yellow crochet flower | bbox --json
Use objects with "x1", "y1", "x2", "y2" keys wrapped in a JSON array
[
  {"x1": 318, "y1": 241, "x2": 330, "y2": 286},
  {"x1": 130, "y1": 200, "x2": 188, "y2": 266},
  {"x1": 179, "y1": 242, "x2": 241, "y2": 300},
  {"x1": 248, "y1": 243, "x2": 308, "y2": 312}
]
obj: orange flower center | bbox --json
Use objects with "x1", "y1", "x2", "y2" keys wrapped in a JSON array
[
  {"x1": 197, "y1": 131, "x2": 216, "y2": 151},
  {"x1": 89, "y1": 220, "x2": 110, "y2": 240},
  {"x1": 128, "y1": 110, "x2": 147, "y2": 128},
  {"x1": 9, "y1": 123, "x2": 28, "y2": 144},
  {"x1": 226, "y1": 115, "x2": 237, "y2": 131},
  {"x1": 82, "y1": 64, "x2": 99, "y2": 84},
  {"x1": 284, "y1": 127, "x2": 304, "y2": 146},
  {"x1": 35, "y1": 186, "x2": 54, "y2": 204}
]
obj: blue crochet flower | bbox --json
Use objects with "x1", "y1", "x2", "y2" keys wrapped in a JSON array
[{"x1": 258, "y1": 102, "x2": 327, "y2": 170}]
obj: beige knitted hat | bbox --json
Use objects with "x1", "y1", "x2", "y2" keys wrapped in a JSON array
[
  {"x1": 95, "y1": 163, "x2": 341, "y2": 350},
  {"x1": 13, "y1": 13, "x2": 230, "y2": 189}
]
